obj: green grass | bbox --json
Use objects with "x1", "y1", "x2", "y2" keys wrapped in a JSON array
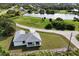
[
  {"x1": 14, "y1": 16, "x2": 50, "y2": 29},
  {"x1": 10, "y1": 31, "x2": 75, "y2": 54},
  {"x1": 64, "y1": 20, "x2": 79, "y2": 30},
  {"x1": 0, "y1": 27, "x2": 28, "y2": 52},
  {"x1": 9, "y1": 31, "x2": 76, "y2": 55},
  {"x1": 14, "y1": 16, "x2": 79, "y2": 31},
  {"x1": 0, "y1": 36, "x2": 13, "y2": 51},
  {"x1": 0, "y1": 26, "x2": 76, "y2": 55},
  {"x1": 38, "y1": 32, "x2": 75, "y2": 49},
  {"x1": 55, "y1": 10, "x2": 69, "y2": 14}
]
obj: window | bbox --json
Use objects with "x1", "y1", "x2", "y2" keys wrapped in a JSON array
[
  {"x1": 36, "y1": 42, "x2": 39, "y2": 45},
  {"x1": 28, "y1": 42, "x2": 32, "y2": 45},
  {"x1": 23, "y1": 41, "x2": 25, "y2": 44}
]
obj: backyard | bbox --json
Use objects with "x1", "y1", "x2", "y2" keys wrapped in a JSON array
[
  {"x1": 14, "y1": 16, "x2": 50, "y2": 29},
  {"x1": 14, "y1": 16, "x2": 79, "y2": 31}
]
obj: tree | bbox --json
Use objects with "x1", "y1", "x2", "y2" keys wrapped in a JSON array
[
  {"x1": 46, "y1": 9, "x2": 55, "y2": 14},
  {"x1": 0, "y1": 3, "x2": 15, "y2": 9},
  {"x1": 23, "y1": 5, "x2": 33, "y2": 10},
  {"x1": 73, "y1": 17, "x2": 79, "y2": 22},
  {"x1": 65, "y1": 24, "x2": 75, "y2": 30},
  {"x1": 27, "y1": 9, "x2": 32, "y2": 14},
  {"x1": 52, "y1": 21, "x2": 65, "y2": 30},
  {"x1": 39, "y1": 9, "x2": 45, "y2": 14},
  {"x1": 44, "y1": 17, "x2": 46, "y2": 19},
  {"x1": 55, "y1": 17, "x2": 63, "y2": 21},
  {"x1": 45, "y1": 24, "x2": 52, "y2": 29},
  {"x1": 76, "y1": 34, "x2": 79, "y2": 41},
  {"x1": 0, "y1": 16, "x2": 16, "y2": 36},
  {"x1": 15, "y1": 11, "x2": 20, "y2": 16},
  {"x1": 0, "y1": 26, "x2": 4, "y2": 36},
  {"x1": 52, "y1": 21, "x2": 75, "y2": 30},
  {"x1": 49, "y1": 18, "x2": 52, "y2": 22},
  {"x1": 6, "y1": 10, "x2": 20, "y2": 17}
]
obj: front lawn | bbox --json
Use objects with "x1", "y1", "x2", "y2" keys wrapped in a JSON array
[
  {"x1": 38, "y1": 32, "x2": 75, "y2": 49},
  {"x1": 9, "y1": 31, "x2": 76, "y2": 55}
]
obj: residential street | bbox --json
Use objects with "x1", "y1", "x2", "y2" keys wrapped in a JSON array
[{"x1": 16, "y1": 23, "x2": 79, "y2": 49}]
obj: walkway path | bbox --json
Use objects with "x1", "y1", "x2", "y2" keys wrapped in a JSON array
[{"x1": 16, "y1": 23, "x2": 79, "y2": 49}]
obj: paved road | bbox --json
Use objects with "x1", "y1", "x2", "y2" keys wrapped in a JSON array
[{"x1": 16, "y1": 23, "x2": 79, "y2": 49}]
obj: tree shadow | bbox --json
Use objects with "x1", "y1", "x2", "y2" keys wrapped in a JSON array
[{"x1": 0, "y1": 36, "x2": 8, "y2": 41}]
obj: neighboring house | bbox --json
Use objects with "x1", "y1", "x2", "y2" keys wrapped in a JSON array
[
  {"x1": 13, "y1": 29, "x2": 41, "y2": 47},
  {"x1": 19, "y1": 7, "x2": 25, "y2": 11}
]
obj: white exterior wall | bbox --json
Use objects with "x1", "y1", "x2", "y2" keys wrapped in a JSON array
[
  {"x1": 13, "y1": 41, "x2": 26, "y2": 46},
  {"x1": 13, "y1": 41, "x2": 41, "y2": 47},
  {"x1": 26, "y1": 41, "x2": 41, "y2": 47}
]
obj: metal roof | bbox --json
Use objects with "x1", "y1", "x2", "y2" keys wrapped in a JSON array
[{"x1": 13, "y1": 30, "x2": 41, "y2": 42}]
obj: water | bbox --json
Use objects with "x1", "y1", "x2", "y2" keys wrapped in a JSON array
[{"x1": 23, "y1": 13, "x2": 79, "y2": 20}]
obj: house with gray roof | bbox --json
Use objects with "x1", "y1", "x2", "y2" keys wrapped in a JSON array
[{"x1": 13, "y1": 29, "x2": 41, "y2": 47}]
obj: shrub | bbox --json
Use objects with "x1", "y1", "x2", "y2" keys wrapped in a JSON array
[
  {"x1": 46, "y1": 9, "x2": 55, "y2": 14},
  {"x1": 73, "y1": 17, "x2": 79, "y2": 22},
  {"x1": 0, "y1": 17, "x2": 16, "y2": 36},
  {"x1": 49, "y1": 18, "x2": 52, "y2": 22},
  {"x1": 45, "y1": 24, "x2": 52, "y2": 29},
  {"x1": 55, "y1": 17, "x2": 63, "y2": 21},
  {"x1": 52, "y1": 21, "x2": 75, "y2": 30},
  {"x1": 65, "y1": 24, "x2": 75, "y2": 30},
  {"x1": 76, "y1": 34, "x2": 79, "y2": 41},
  {"x1": 52, "y1": 21, "x2": 65, "y2": 30},
  {"x1": 6, "y1": 10, "x2": 20, "y2": 17},
  {"x1": 27, "y1": 9, "x2": 32, "y2": 14},
  {"x1": 39, "y1": 9, "x2": 45, "y2": 14},
  {"x1": 44, "y1": 17, "x2": 46, "y2": 19}
]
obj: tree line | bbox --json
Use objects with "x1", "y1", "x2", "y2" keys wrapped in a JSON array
[
  {"x1": 0, "y1": 16, "x2": 16, "y2": 36},
  {"x1": 44, "y1": 17, "x2": 78, "y2": 30}
]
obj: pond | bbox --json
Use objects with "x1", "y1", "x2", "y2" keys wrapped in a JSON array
[{"x1": 23, "y1": 13, "x2": 79, "y2": 20}]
